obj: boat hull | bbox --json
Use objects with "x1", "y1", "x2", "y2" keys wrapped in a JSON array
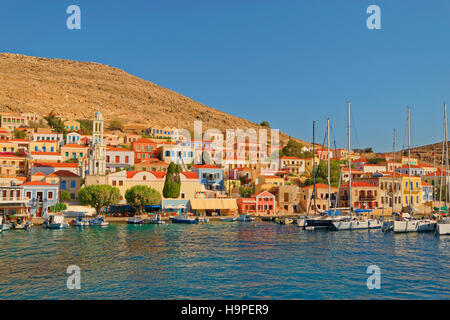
[
  {"x1": 393, "y1": 220, "x2": 436, "y2": 233},
  {"x1": 332, "y1": 219, "x2": 382, "y2": 231},
  {"x1": 382, "y1": 221, "x2": 394, "y2": 233},
  {"x1": 436, "y1": 223, "x2": 450, "y2": 235},
  {"x1": 170, "y1": 217, "x2": 198, "y2": 224},
  {"x1": 45, "y1": 223, "x2": 68, "y2": 229}
]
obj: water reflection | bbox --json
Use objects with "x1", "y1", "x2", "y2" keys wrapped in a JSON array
[{"x1": 0, "y1": 222, "x2": 449, "y2": 299}]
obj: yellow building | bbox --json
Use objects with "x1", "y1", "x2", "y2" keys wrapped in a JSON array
[
  {"x1": 0, "y1": 141, "x2": 18, "y2": 153},
  {"x1": 61, "y1": 144, "x2": 88, "y2": 162},
  {"x1": 30, "y1": 140, "x2": 59, "y2": 153},
  {"x1": 401, "y1": 156, "x2": 418, "y2": 166},
  {"x1": 401, "y1": 175, "x2": 422, "y2": 207},
  {"x1": 304, "y1": 156, "x2": 320, "y2": 172},
  {"x1": 64, "y1": 120, "x2": 80, "y2": 132},
  {"x1": 92, "y1": 170, "x2": 203, "y2": 203},
  {"x1": 0, "y1": 154, "x2": 27, "y2": 177}
]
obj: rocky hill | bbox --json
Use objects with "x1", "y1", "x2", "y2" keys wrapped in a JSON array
[{"x1": 0, "y1": 53, "x2": 307, "y2": 146}]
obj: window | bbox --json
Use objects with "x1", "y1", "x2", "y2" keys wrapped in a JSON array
[
  {"x1": 48, "y1": 192, "x2": 53, "y2": 199},
  {"x1": 70, "y1": 181, "x2": 76, "y2": 189},
  {"x1": 115, "y1": 156, "x2": 120, "y2": 163},
  {"x1": 125, "y1": 156, "x2": 129, "y2": 163},
  {"x1": 61, "y1": 181, "x2": 66, "y2": 190},
  {"x1": 26, "y1": 192, "x2": 31, "y2": 199},
  {"x1": 112, "y1": 180, "x2": 116, "y2": 186},
  {"x1": 119, "y1": 180, "x2": 123, "y2": 186}
]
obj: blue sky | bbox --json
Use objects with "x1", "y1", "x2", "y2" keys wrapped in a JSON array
[{"x1": 1, "y1": 0, "x2": 450, "y2": 152}]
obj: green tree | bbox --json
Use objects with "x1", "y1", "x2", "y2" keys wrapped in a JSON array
[
  {"x1": 13, "y1": 129, "x2": 26, "y2": 139},
  {"x1": 280, "y1": 139, "x2": 313, "y2": 159},
  {"x1": 77, "y1": 119, "x2": 93, "y2": 135},
  {"x1": 367, "y1": 157, "x2": 386, "y2": 164},
  {"x1": 125, "y1": 185, "x2": 161, "y2": 215},
  {"x1": 163, "y1": 162, "x2": 181, "y2": 198},
  {"x1": 49, "y1": 202, "x2": 67, "y2": 212},
  {"x1": 239, "y1": 186, "x2": 253, "y2": 198},
  {"x1": 45, "y1": 111, "x2": 66, "y2": 134},
  {"x1": 304, "y1": 160, "x2": 341, "y2": 188},
  {"x1": 78, "y1": 185, "x2": 121, "y2": 215},
  {"x1": 60, "y1": 190, "x2": 71, "y2": 203},
  {"x1": 109, "y1": 120, "x2": 123, "y2": 131},
  {"x1": 260, "y1": 121, "x2": 270, "y2": 128}
]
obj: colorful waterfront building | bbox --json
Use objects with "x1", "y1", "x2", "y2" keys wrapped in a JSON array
[
  {"x1": 401, "y1": 175, "x2": 422, "y2": 207},
  {"x1": 105, "y1": 146, "x2": 134, "y2": 172},
  {"x1": 299, "y1": 183, "x2": 337, "y2": 213},
  {"x1": 61, "y1": 144, "x2": 88, "y2": 162},
  {"x1": 191, "y1": 164, "x2": 224, "y2": 191},
  {"x1": 20, "y1": 181, "x2": 59, "y2": 217},
  {"x1": 339, "y1": 181, "x2": 380, "y2": 210},
  {"x1": 237, "y1": 191, "x2": 276, "y2": 215},
  {"x1": 132, "y1": 138, "x2": 158, "y2": 163}
]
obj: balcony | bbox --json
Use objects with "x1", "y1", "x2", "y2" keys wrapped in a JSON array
[
  {"x1": 0, "y1": 197, "x2": 29, "y2": 203},
  {"x1": 359, "y1": 195, "x2": 376, "y2": 201}
]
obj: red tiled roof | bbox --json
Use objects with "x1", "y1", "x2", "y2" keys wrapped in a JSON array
[
  {"x1": 181, "y1": 172, "x2": 198, "y2": 179},
  {"x1": 21, "y1": 181, "x2": 55, "y2": 186},
  {"x1": 33, "y1": 162, "x2": 78, "y2": 168},
  {"x1": 106, "y1": 146, "x2": 132, "y2": 152},
  {"x1": 32, "y1": 172, "x2": 46, "y2": 176},
  {"x1": 280, "y1": 156, "x2": 302, "y2": 160},
  {"x1": 341, "y1": 182, "x2": 377, "y2": 188},
  {"x1": 31, "y1": 151, "x2": 61, "y2": 156},
  {"x1": 192, "y1": 164, "x2": 220, "y2": 169},
  {"x1": 52, "y1": 170, "x2": 80, "y2": 177},
  {"x1": 62, "y1": 144, "x2": 86, "y2": 149}
]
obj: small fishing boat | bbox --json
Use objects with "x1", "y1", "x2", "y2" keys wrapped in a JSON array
[
  {"x1": 220, "y1": 216, "x2": 237, "y2": 222},
  {"x1": 11, "y1": 214, "x2": 32, "y2": 230},
  {"x1": 146, "y1": 214, "x2": 165, "y2": 224},
  {"x1": 0, "y1": 216, "x2": 11, "y2": 231},
  {"x1": 71, "y1": 216, "x2": 90, "y2": 226},
  {"x1": 261, "y1": 216, "x2": 276, "y2": 222},
  {"x1": 236, "y1": 214, "x2": 255, "y2": 222},
  {"x1": 127, "y1": 216, "x2": 145, "y2": 224},
  {"x1": 278, "y1": 218, "x2": 293, "y2": 225},
  {"x1": 89, "y1": 216, "x2": 109, "y2": 226},
  {"x1": 44, "y1": 214, "x2": 69, "y2": 229},
  {"x1": 197, "y1": 216, "x2": 209, "y2": 223},
  {"x1": 170, "y1": 213, "x2": 198, "y2": 224}
]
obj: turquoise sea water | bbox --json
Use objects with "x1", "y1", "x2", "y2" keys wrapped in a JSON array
[{"x1": 0, "y1": 221, "x2": 449, "y2": 299}]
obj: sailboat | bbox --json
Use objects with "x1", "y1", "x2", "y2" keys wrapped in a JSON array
[
  {"x1": 332, "y1": 102, "x2": 382, "y2": 231},
  {"x1": 393, "y1": 106, "x2": 436, "y2": 233}
]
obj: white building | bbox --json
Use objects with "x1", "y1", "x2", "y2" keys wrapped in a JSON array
[
  {"x1": 32, "y1": 129, "x2": 64, "y2": 147},
  {"x1": 106, "y1": 146, "x2": 134, "y2": 172},
  {"x1": 66, "y1": 132, "x2": 81, "y2": 145}
]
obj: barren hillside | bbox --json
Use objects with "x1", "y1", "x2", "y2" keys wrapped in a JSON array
[{"x1": 0, "y1": 53, "x2": 307, "y2": 146}]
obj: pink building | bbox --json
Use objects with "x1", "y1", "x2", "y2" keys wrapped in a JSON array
[{"x1": 237, "y1": 191, "x2": 276, "y2": 215}]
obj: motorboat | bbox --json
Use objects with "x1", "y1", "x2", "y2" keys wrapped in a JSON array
[
  {"x1": 197, "y1": 216, "x2": 209, "y2": 223},
  {"x1": 0, "y1": 216, "x2": 12, "y2": 231},
  {"x1": 71, "y1": 216, "x2": 90, "y2": 226},
  {"x1": 220, "y1": 216, "x2": 237, "y2": 222},
  {"x1": 236, "y1": 214, "x2": 255, "y2": 222},
  {"x1": 436, "y1": 218, "x2": 450, "y2": 235},
  {"x1": 146, "y1": 214, "x2": 165, "y2": 224},
  {"x1": 44, "y1": 214, "x2": 69, "y2": 229},
  {"x1": 88, "y1": 216, "x2": 109, "y2": 226},
  {"x1": 277, "y1": 218, "x2": 293, "y2": 225},
  {"x1": 127, "y1": 216, "x2": 145, "y2": 224},
  {"x1": 11, "y1": 215, "x2": 32, "y2": 230},
  {"x1": 303, "y1": 215, "x2": 348, "y2": 230},
  {"x1": 170, "y1": 213, "x2": 198, "y2": 224}
]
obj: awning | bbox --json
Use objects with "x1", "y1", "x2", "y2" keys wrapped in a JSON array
[{"x1": 190, "y1": 199, "x2": 237, "y2": 210}]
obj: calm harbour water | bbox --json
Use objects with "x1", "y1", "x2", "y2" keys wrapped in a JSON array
[{"x1": 0, "y1": 221, "x2": 449, "y2": 300}]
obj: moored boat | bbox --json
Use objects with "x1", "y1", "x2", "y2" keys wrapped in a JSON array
[
  {"x1": 89, "y1": 216, "x2": 109, "y2": 226},
  {"x1": 146, "y1": 214, "x2": 165, "y2": 224},
  {"x1": 236, "y1": 214, "x2": 255, "y2": 222},
  {"x1": 71, "y1": 216, "x2": 90, "y2": 226},
  {"x1": 170, "y1": 213, "x2": 198, "y2": 224},
  {"x1": 436, "y1": 218, "x2": 450, "y2": 235},
  {"x1": 220, "y1": 216, "x2": 237, "y2": 222},
  {"x1": 127, "y1": 216, "x2": 145, "y2": 224},
  {"x1": 278, "y1": 217, "x2": 293, "y2": 225},
  {"x1": 44, "y1": 214, "x2": 69, "y2": 229}
]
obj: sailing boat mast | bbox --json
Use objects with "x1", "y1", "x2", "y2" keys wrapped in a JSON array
[
  {"x1": 313, "y1": 120, "x2": 317, "y2": 215},
  {"x1": 327, "y1": 118, "x2": 331, "y2": 211},
  {"x1": 348, "y1": 102, "x2": 352, "y2": 216},
  {"x1": 445, "y1": 103, "x2": 449, "y2": 208},
  {"x1": 407, "y1": 107, "x2": 412, "y2": 214},
  {"x1": 392, "y1": 129, "x2": 396, "y2": 213}
]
